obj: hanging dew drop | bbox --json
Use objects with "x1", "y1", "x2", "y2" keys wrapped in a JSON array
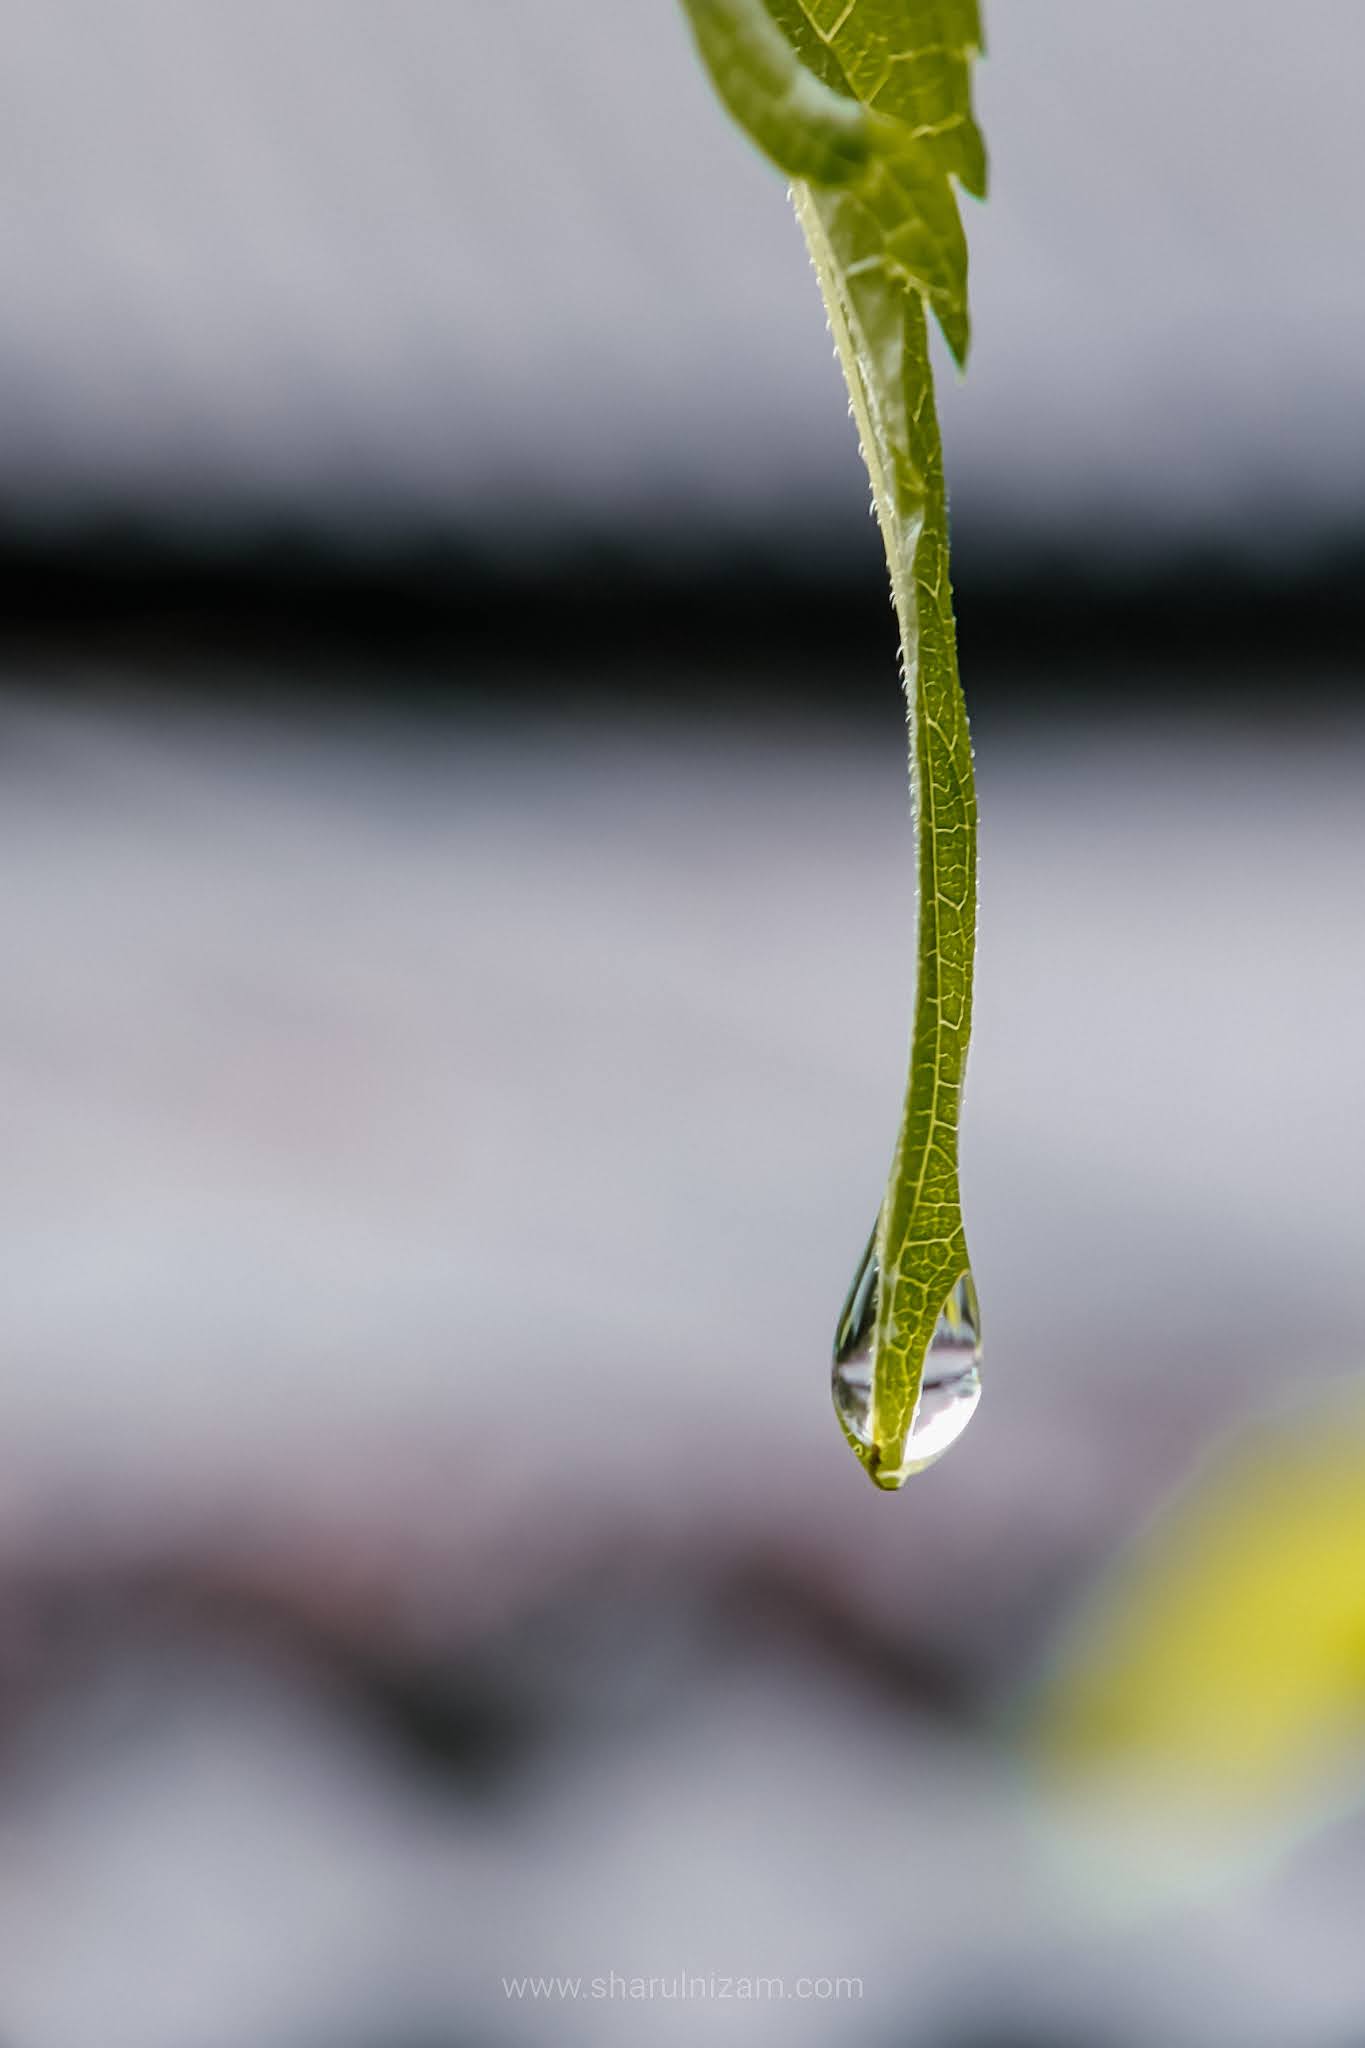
[
  {"x1": 832, "y1": 1232, "x2": 981, "y2": 1484},
  {"x1": 832, "y1": 1229, "x2": 879, "y2": 1443}
]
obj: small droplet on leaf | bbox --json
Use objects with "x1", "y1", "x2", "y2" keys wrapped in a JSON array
[{"x1": 833, "y1": 1233, "x2": 981, "y2": 1485}]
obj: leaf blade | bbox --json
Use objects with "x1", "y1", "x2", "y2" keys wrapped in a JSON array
[{"x1": 681, "y1": 0, "x2": 985, "y2": 1487}]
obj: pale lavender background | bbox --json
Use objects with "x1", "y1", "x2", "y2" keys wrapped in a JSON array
[
  {"x1": 0, "y1": 0, "x2": 1362, "y2": 559},
  {"x1": 1, "y1": 686, "x2": 1363, "y2": 2046}
]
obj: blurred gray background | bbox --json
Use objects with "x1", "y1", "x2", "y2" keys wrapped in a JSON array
[
  {"x1": 4, "y1": 0, "x2": 1365, "y2": 560},
  {"x1": 1, "y1": 6, "x2": 1364, "y2": 2048}
]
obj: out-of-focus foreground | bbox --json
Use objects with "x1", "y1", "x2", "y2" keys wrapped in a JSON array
[{"x1": 2, "y1": 6, "x2": 1365, "y2": 2047}]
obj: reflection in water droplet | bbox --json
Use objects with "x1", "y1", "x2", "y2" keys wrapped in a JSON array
[{"x1": 832, "y1": 1233, "x2": 981, "y2": 1483}]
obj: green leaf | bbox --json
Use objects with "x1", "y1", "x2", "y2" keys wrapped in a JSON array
[
  {"x1": 680, "y1": 0, "x2": 986, "y2": 1487},
  {"x1": 679, "y1": 0, "x2": 875, "y2": 185}
]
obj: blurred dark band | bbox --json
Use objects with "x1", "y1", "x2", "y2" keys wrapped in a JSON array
[{"x1": 6, "y1": 521, "x2": 1362, "y2": 714}]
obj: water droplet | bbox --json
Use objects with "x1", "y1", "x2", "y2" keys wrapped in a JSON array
[{"x1": 832, "y1": 1234, "x2": 981, "y2": 1484}]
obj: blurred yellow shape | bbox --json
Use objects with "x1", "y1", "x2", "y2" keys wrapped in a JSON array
[{"x1": 1029, "y1": 1390, "x2": 1365, "y2": 1844}]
